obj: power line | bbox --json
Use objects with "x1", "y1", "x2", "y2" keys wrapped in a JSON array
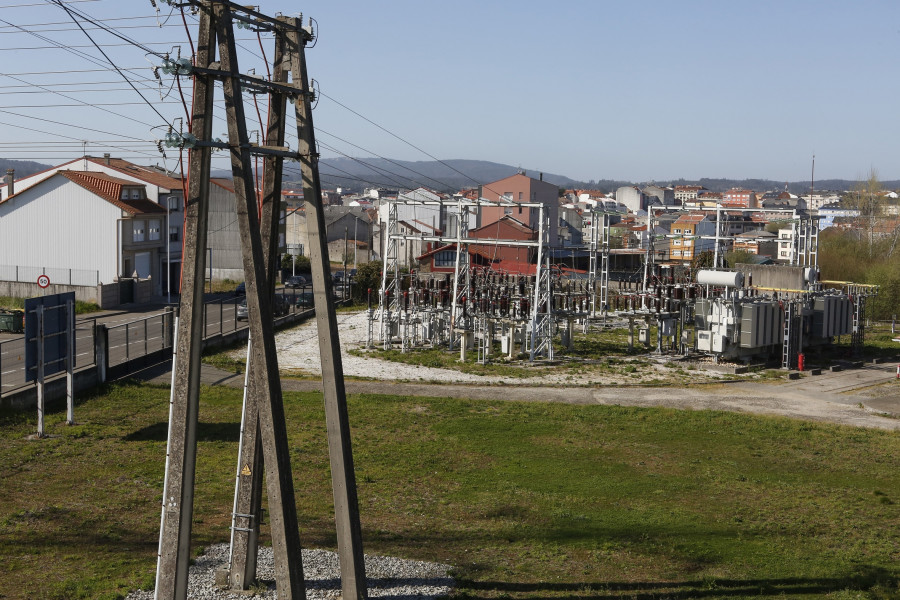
[
  {"x1": 316, "y1": 140, "x2": 422, "y2": 191},
  {"x1": 1, "y1": 67, "x2": 148, "y2": 75},
  {"x1": 0, "y1": 108, "x2": 154, "y2": 141},
  {"x1": 0, "y1": 22, "x2": 185, "y2": 34},
  {"x1": 0, "y1": 101, "x2": 182, "y2": 108},
  {"x1": 317, "y1": 127, "x2": 459, "y2": 192},
  {"x1": 318, "y1": 90, "x2": 499, "y2": 193},
  {"x1": 51, "y1": 0, "x2": 172, "y2": 127},
  {"x1": 1, "y1": 71, "x2": 161, "y2": 128},
  {"x1": 0, "y1": 14, "x2": 167, "y2": 29},
  {"x1": 0, "y1": 0, "x2": 98, "y2": 7}
]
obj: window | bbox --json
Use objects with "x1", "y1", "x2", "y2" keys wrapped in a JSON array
[
  {"x1": 672, "y1": 250, "x2": 681, "y2": 257},
  {"x1": 169, "y1": 227, "x2": 179, "y2": 242},
  {"x1": 167, "y1": 196, "x2": 180, "y2": 211},
  {"x1": 129, "y1": 188, "x2": 142, "y2": 200},
  {"x1": 434, "y1": 250, "x2": 455, "y2": 267},
  {"x1": 149, "y1": 219, "x2": 161, "y2": 241},
  {"x1": 504, "y1": 206, "x2": 513, "y2": 215},
  {"x1": 518, "y1": 192, "x2": 523, "y2": 200},
  {"x1": 133, "y1": 220, "x2": 145, "y2": 242},
  {"x1": 674, "y1": 228, "x2": 681, "y2": 234},
  {"x1": 674, "y1": 239, "x2": 682, "y2": 246},
  {"x1": 684, "y1": 239, "x2": 692, "y2": 246}
]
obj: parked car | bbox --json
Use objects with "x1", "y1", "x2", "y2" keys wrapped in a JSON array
[
  {"x1": 333, "y1": 271, "x2": 345, "y2": 282},
  {"x1": 236, "y1": 295, "x2": 290, "y2": 320},
  {"x1": 284, "y1": 275, "x2": 306, "y2": 288},
  {"x1": 234, "y1": 282, "x2": 246, "y2": 295}
]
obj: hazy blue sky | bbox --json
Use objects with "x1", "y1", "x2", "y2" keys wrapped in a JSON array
[{"x1": 2, "y1": 0, "x2": 898, "y2": 184}]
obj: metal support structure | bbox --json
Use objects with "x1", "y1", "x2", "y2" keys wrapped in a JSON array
[
  {"x1": 599, "y1": 213, "x2": 610, "y2": 318},
  {"x1": 713, "y1": 204, "x2": 723, "y2": 269},
  {"x1": 449, "y1": 202, "x2": 470, "y2": 351},
  {"x1": 378, "y1": 200, "x2": 400, "y2": 348},
  {"x1": 529, "y1": 205, "x2": 553, "y2": 361}
]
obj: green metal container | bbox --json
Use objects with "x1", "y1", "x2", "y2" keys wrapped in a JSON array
[{"x1": 0, "y1": 309, "x2": 24, "y2": 333}]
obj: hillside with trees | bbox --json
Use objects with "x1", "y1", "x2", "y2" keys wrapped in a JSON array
[{"x1": 0, "y1": 158, "x2": 51, "y2": 179}]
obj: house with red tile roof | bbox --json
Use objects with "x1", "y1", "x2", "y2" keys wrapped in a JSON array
[
  {"x1": 2, "y1": 155, "x2": 184, "y2": 293},
  {"x1": 0, "y1": 170, "x2": 166, "y2": 296}
]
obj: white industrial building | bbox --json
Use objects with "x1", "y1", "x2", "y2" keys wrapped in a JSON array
[
  {"x1": 0, "y1": 170, "x2": 166, "y2": 287},
  {"x1": 3, "y1": 155, "x2": 184, "y2": 294}
]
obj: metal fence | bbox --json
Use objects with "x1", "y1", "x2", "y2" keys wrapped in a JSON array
[{"x1": 0, "y1": 264, "x2": 100, "y2": 286}]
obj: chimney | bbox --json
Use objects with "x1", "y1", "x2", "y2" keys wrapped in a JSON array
[
  {"x1": 104, "y1": 153, "x2": 111, "y2": 165},
  {"x1": 5, "y1": 169, "x2": 13, "y2": 196}
]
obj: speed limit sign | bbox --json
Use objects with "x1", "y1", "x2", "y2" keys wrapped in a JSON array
[{"x1": 37, "y1": 274, "x2": 50, "y2": 288}]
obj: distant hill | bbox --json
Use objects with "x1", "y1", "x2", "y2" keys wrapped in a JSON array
[
  {"x1": 308, "y1": 157, "x2": 589, "y2": 194},
  {"x1": 6, "y1": 156, "x2": 896, "y2": 196},
  {"x1": 0, "y1": 158, "x2": 51, "y2": 179}
]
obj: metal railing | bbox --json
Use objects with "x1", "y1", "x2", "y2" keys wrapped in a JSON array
[
  {"x1": 1, "y1": 292, "x2": 323, "y2": 399},
  {"x1": 106, "y1": 310, "x2": 175, "y2": 368},
  {"x1": 0, "y1": 320, "x2": 96, "y2": 396}
]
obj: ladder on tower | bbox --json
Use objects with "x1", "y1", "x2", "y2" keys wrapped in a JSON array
[
  {"x1": 599, "y1": 213, "x2": 610, "y2": 317},
  {"x1": 588, "y1": 211, "x2": 598, "y2": 319},
  {"x1": 851, "y1": 291, "x2": 866, "y2": 357},
  {"x1": 804, "y1": 217, "x2": 819, "y2": 270},
  {"x1": 781, "y1": 301, "x2": 795, "y2": 370}
]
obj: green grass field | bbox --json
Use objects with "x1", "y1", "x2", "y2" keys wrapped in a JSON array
[{"x1": 1, "y1": 382, "x2": 898, "y2": 599}]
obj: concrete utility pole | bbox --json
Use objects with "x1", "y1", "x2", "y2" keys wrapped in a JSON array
[
  {"x1": 288, "y1": 17, "x2": 368, "y2": 599},
  {"x1": 155, "y1": 4, "x2": 367, "y2": 600},
  {"x1": 213, "y1": 4, "x2": 306, "y2": 598},
  {"x1": 227, "y1": 24, "x2": 293, "y2": 593},
  {"x1": 155, "y1": 6, "x2": 214, "y2": 599},
  {"x1": 156, "y1": 3, "x2": 312, "y2": 599}
]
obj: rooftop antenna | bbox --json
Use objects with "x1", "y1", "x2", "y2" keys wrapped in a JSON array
[{"x1": 810, "y1": 154, "x2": 815, "y2": 207}]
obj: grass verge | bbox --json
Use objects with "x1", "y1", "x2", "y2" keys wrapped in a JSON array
[{"x1": 1, "y1": 382, "x2": 898, "y2": 599}]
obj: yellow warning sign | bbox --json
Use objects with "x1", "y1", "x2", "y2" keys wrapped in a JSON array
[{"x1": 241, "y1": 464, "x2": 252, "y2": 476}]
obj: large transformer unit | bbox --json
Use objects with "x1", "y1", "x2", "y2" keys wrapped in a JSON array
[{"x1": 691, "y1": 270, "x2": 855, "y2": 364}]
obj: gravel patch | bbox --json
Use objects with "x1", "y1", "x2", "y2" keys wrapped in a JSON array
[
  {"x1": 126, "y1": 543, "x2": 453, "y2": 599},
  {"x1": 264, "y1": 310, "x2": 728, "y2": 386}
]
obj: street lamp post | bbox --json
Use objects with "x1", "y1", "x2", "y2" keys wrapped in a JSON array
[{"x1": 166, "y1": 197, "x2": 171, "y2": 304}]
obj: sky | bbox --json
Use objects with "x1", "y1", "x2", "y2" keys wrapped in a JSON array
[{"x1": 1, "y1": 0, "x2": 899, "y2": 185}]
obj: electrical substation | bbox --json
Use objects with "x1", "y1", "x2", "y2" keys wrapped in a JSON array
[{"x1": 372, "y1": 198, "x2": 879, "y2": 370}]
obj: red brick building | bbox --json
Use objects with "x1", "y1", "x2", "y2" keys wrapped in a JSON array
[{"x1": 478, "y1": 173, "x2": 559, "y2": 246}]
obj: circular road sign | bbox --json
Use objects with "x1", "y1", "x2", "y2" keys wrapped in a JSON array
[{"x1": 37, "y1": 274, "x2": 50, "y2": 288}]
